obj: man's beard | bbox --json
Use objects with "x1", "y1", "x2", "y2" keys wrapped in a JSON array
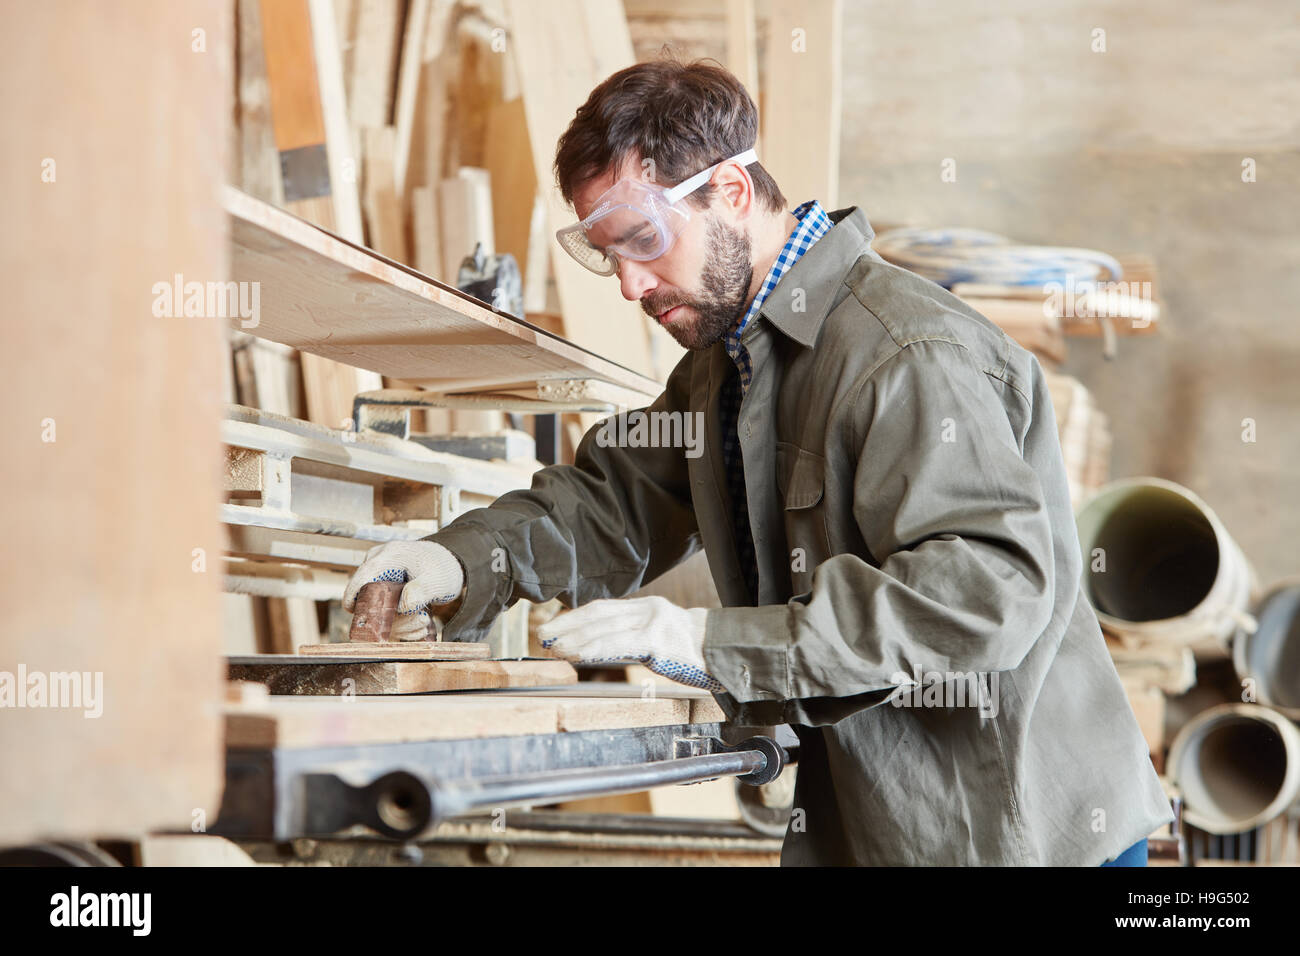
[{"x1": 641, "y1": 216, "x2": 753, "y2": 351}]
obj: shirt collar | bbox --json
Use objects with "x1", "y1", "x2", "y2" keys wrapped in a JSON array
[
  {"x1": 726, "y1": 200, "x2": 832, "y2": 358},
  {"x1": 758, "y1": 206, "x2": 877, "y2": 349}
]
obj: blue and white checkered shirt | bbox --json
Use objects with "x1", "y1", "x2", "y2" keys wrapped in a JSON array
[{"x1": 720, "y1": 200, "x2": 832, "y2": 603}]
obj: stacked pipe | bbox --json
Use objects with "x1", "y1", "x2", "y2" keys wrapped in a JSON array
[{"x1": 1076, "y1": 478, "x2": 1300, "y2": 836}]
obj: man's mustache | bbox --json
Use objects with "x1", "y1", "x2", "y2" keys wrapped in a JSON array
[{"x1": 641, "y1": 294, "x2": 691, "y2": 319}]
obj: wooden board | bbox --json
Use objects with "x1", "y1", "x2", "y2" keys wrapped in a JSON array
[
  {"x1": 504, "y1": 0, "x2": 678, "y2": 384},
  {"x1": 291, "y1": 642, "x2": 491, "y2": 659},
  {"x1": 764, "y1": 0, "x2": 842, "y2": 208},
  {"x1": 230, "y1": 657, "x2": 576, "y2": 693},
  {"x1": 224, "y1": 692, "x2": 718, "y2": 748},
  {"x1": 0, "y1": 1, "x2": 228, "y2": 844},
  {"x1": 227, "y1": 187, "x2": 663, "y2": 396}
]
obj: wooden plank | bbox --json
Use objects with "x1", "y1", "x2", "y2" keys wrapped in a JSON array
[
  {"x1": 307, "y1": 0, "x2": 365, "y2": 243},
  {"x1": 0, "y1": 0, "x2": 226, "y2": 844},
  {"x1": 724, "y1": 0, "x2": 759, "y2": 103},
  {"x1": 347, "y1": 0, "x2": 404, "y2": 132},
  {"x1": 555, "y1": 696, "x2": 691, "y2": 731},
  {"x1": 227, "y1": 187, "x2": 663, "y2": 397},
  {"x1": 261, "y1": 0, "x2": 380, "y2": 427},
  {"x1": 230, "y1": 657, "x2": 576, "y2": 692},
  {"x1": 410, "y1": 183, "x2": 443, "y2": 276},
  {"x1": 484, "y1": 97, "x2": 537, "y2": 279},
  {"x1": 224, "y1": 692, "x2": 715, "y2": 747},
  {"x1": 266, "y1": 597, "x2": 320, "y2": 652},
  {"x1": 237, "y1": 0, "x2": 286, "y2": 204},
  {"x1": 439, "y1": 167, "x2": 495, "y2": 282},
  {"x1": 392, "y1": 0, "x2": 434, "y2": 199},
  {"x1": 764, "y1": 0, "x2": 842, "y2": 208},
  {"x1": 504, "y1": 0, "x2": 670, "y2": 384},
  {"x1": 293, "y1": 643, "x2": 491, "y2": 659},
  {"x1": 225, "y1": 695, "x2": 562, "y2": 746},
  {"x1": 362, "y1": 125, "x2": 408, "y2": 260}
]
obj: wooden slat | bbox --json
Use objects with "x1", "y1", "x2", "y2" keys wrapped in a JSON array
[
  {"x1": 764, "y1": 0, "x2": 842, "y2": 208},
  {"x1": 361, "y1": 125, "x2": 408, "y2": 260},
  {"x1": 227, "y1": 187, "x2": 663, "y2": 396},
  {"x1": 261, "y1": 0, "x2": 380, "y2": 427},
  {"x1": 347, "y1": 0, "x2": 403, "y2": 132},
  {"x1": 504, "y1": 0, "x2": 675, "y2": 383},
  {"x1": 483, "y1": 97, "x2": 537, "y2": 279},
  {"x1": 724, "y1": 0, "x2": 759, "y2": 102},
  {"x1": 438, "y1": 167, "x2": 495, "y2": 281},
  {"x1": 237, "y1": 0, "x2": 286, "y2": 204},
  {"x1": 292, "y1": 643, "x2": 491, "y2": 659},
  {"x1": 229, "y1": 657, "x2": 577, "y2": 692}
]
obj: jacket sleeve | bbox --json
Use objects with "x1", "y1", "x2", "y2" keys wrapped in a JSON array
[
  {"x1": 425, "y1": 354, "x2": 701, "y2": 642},
  {"x1": 702, "y1": 338, "x2": 1059, "y2": 726}
]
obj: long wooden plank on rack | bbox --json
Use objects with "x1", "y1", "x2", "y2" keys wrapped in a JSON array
[
  {"x1": 225, "y1": 693, "x2": 717, "y2": 747},
  {"x1": 227, "y1": 187, "x2": 663, "y2": 396}
]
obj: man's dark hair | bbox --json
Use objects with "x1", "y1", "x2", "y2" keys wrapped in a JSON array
[{"x1": 554, "y1": 57, "x2": 787, "y2": 215}]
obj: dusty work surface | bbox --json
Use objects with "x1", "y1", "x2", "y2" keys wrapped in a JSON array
[
  {"x1": 225, "y1": 691, "x2": 728, "y2": 748},
  {"x1": 228, "y1": 656, "x2": 576, "y2": 694}
]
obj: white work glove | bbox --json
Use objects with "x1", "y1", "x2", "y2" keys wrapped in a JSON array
[
  {"x1": 343, "y1": 541, "x2": 466, "y2": 641},
  {"x1": 538, "y1": 595, "x2": 723, "y2": 691}
]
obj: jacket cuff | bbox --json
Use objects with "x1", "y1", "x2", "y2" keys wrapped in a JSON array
[
  {"x1": 703, "y1": 605, "x2": 792, "y2": 724},
  {"x1": 420, "y1": 527, "x2": 512, "y2": 643}
]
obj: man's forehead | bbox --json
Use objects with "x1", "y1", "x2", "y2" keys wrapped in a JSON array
[{"x1": 572, "y1": 155, "x2": 644, "y2": 220}]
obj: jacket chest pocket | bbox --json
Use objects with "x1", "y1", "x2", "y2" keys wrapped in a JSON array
[{"x1": 776, "y1": 442, "x2": 831, "y2": 594}]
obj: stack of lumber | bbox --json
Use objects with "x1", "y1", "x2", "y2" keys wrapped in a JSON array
[
  {"x1": 952, "y1": 255, "x2": 1162, "y2": 365},
  {"x1": 1043, "y1": 369, "x2": 1112, "y2": 509}
]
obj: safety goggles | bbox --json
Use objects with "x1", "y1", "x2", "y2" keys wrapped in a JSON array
[{"x1": 556, "y1": 148, "x2": 759, "y2": 276}]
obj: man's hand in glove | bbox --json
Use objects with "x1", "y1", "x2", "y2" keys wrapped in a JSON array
[
  {"x1": 537, "y1": 595, "x2": 723, "y2": 691},
  {"x1": 343, "y1": 541, "x2": 465, "y2": 641}
]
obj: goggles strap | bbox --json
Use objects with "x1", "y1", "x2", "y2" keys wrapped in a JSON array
[{"x1": 662, "y1": 148, "x2": 759, "y2": 204}]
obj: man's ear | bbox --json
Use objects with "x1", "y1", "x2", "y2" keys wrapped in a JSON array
[{"x1": 710, "y1": 160, "x2": 756, "y2": 221}]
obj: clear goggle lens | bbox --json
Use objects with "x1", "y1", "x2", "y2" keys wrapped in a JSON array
[{"x1": 556, "y1": 149, "x2": 757, "y2": 276}]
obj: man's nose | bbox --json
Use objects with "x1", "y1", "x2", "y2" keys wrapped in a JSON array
[{"x1": 617, "y1": 259, "x2": 656, "y2": 302}]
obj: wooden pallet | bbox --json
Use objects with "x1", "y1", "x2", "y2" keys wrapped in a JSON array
[{"x1": 221, "y1": 404, "x2": 535, "y2": 569}]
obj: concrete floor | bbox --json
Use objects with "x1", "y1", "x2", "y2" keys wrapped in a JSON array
[{"x1": 837, "y1": 0, "x2": 1300, "y2": 586}]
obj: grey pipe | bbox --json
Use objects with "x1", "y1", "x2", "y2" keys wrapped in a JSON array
[{"x1": 1168, "y1": 703, "x2": 1300, "y2": 834}]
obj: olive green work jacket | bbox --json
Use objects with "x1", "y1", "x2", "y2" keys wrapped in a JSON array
[{"x1": 428, "y1": 206, "x2": 1174, "y2": 865}]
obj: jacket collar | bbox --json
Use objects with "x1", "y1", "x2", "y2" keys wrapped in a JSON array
[{"x1": 757, "y1": 206, "x2": 875, "y2": 349}]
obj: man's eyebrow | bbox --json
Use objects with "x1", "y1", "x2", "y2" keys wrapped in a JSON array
[{"x1": 610, "y1": 222, "x2": 652, "y2": 246}]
